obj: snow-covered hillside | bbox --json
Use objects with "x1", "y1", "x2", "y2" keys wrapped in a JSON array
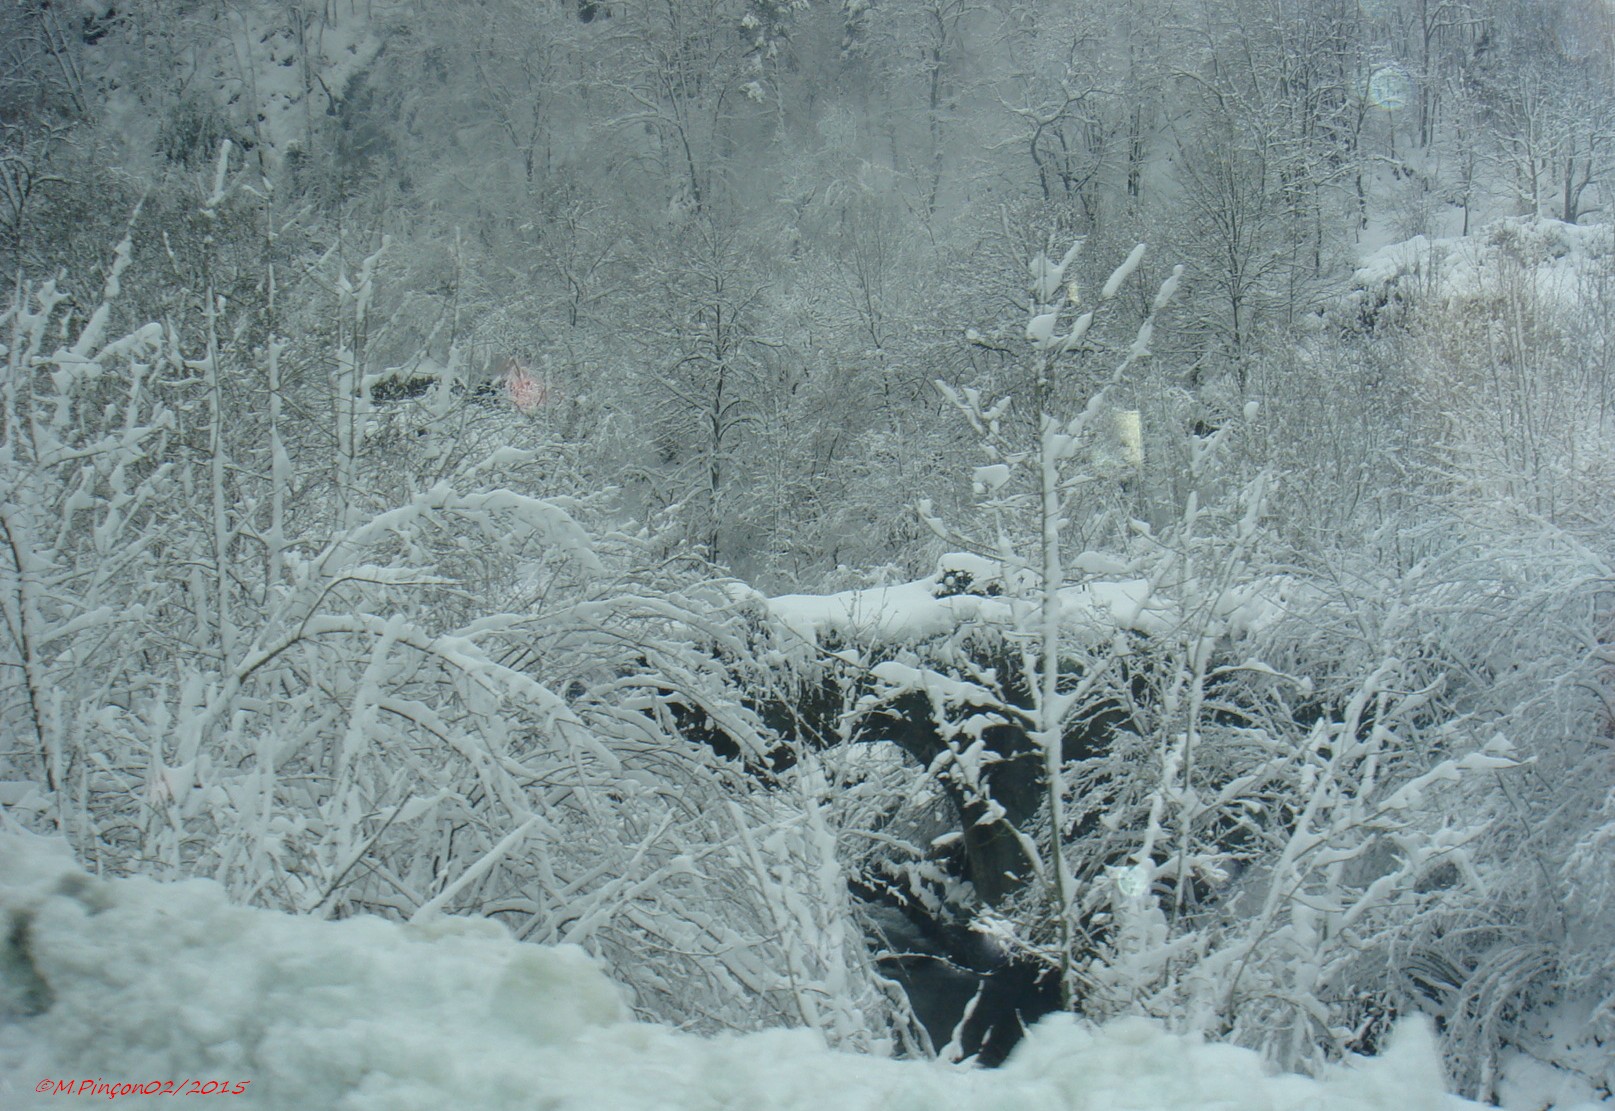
[
  {"x1": 1348, "y1": 218, "x2": 1615, "y2": 329},
  {"x1": 0, "y1": 826, "x2": 1482, "y2": 1111}
]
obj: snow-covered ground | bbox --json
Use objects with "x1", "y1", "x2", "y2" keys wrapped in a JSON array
[
  {"x1": 1, "y1": 827, "x2": 1487, "y2": 1111},
  {"x1": 1349, "y1": 217, "x2": 1614, "y2": 322},
  {"x1": 762, "y1": 552, "x2": 1299, "y2": 648}
]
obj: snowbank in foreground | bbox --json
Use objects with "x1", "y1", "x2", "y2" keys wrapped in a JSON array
[{"x1": 1, "y1": 828, "x2": 1480, "y2": 1111}]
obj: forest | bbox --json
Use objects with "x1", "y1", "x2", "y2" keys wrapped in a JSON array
[{"x1": 1, "y1": 0, "x2": 1612, "y2": 1105}]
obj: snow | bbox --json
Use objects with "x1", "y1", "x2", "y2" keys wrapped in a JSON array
[
  {"x1": 766, "y1": 553, "x2": 1170, "y2": 644},
  {"x1": 76, "y1": 0, "x2": 387, "y2": 173},
  {"x1": 766, "y1": 577, "x2": 957, "y2": 642},
  {"x1": 1152, "y1": 265, "x2": 1184, "y2": 313},
  {"x1": 1102, "y1": 243, "x2": 1148, "y2": 299},
  {"x1": 1027, "y1": 311, "x2": 1060, "y2": 347},
  {"x1": 764, "y1": 554, "x2": 1305, "y2": 647},
  {"x1": 1350, "y1": 218, "x2": 1614, "y2": 323},
  {"x1": 973, "y1": 464, "x2": 1013, "y2": 494},
  {"x1": 1494, "y1": 1000, "x2": 1615, "y2": 1111},
  {"x1": 1499, "y1": 1051, "x2": 1612, "y2": 1111},
  {"x1": 768, "y1": 571, "x2": 1175, "y2": 642},
  {"x1": 0, "y1": 827, "x2": 1486, "y2": 1111}
]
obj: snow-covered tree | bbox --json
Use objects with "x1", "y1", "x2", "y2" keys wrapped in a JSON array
[{"x1": 868, "y1": 237, "x2": 1180, "y2": 1006}]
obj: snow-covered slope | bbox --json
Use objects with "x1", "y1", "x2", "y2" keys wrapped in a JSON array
[
  {"x1": 68, "y1": 0, "x2": 386, "y2": 170},
  {"x1": 0, "y1": 828, "x2": 1482, "y2": 1111},
  {"x1": 1347, "y1": 217, "x2": 1614, "y2": 330}
]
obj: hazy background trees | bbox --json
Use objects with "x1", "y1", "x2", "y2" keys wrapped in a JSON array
[{"x1": 8, "y1": 0, "x2": 1601, "y2": 585}]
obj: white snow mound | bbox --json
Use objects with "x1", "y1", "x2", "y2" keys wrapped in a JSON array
[
  {"x1": 1350, "y1": 217, "x2": 1613, "y2": 325},
  {"x1": 0, "y1": 829, "x2": 1483, "y2": 1110}
]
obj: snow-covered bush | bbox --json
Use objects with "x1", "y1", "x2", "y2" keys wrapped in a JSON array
[
  {"x1": 1316, "y1": 219, "x2": 1615, "y2": 1097},
  {"x1": 802, "y1": 235, "x2": 1549, "y2": 1082},
  {"x1": 0, "y1": 229, "x2": 901, "y2": 1049}
]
